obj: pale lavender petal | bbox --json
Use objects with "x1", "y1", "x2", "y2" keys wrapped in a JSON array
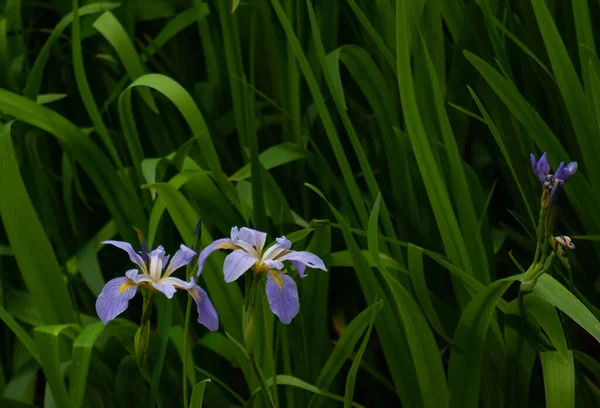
[
  {"x1": 266, "y1": 260, "x2": 284, "y2": 270},
  {"x1": 278, "y1": 250, "x2": 327, "y2": 277},
  {"x1": 148, "y1": 246, "x2": 167, "y2": 281},
  {"x1": 165, "y1": 244, "x2": 196, "y2": 276},
  {"x1": 102, "y1": 240, "x2": 146, "y2": 272},
  {"x1": 266, "y1": 272, "x2": 299, "y2": 324},
  {"x1": 276, "y1": 237, "x2": 291, "y2": 249},
  {"x1": 230, "y1": 226, "x2": 240, "y2": 240},
  {"x1": 261, "y1": 236, "x2": 291, "y2": 262},
  {"x1": 238, "y1": 227, "x2": 267, "y2": 252},
  {"x1": 125, "y1": 269, "x2": 153, "y2": 284},
  {"x1": 223, "y1": 249, "x2": 257, "y2": 282},
  {"x1": 95, "y1": 276, "x2": 138, "y2": 325},
  {"x1": 152, "y1": 282, "x2": 177, "y2": 299},
  {"x1": 196, "y1": 238, "x2": 235, "y2": 276},
  {"x1": 291, "y1": 260, "x2": 307, "y2": 278},
  {"x1": 186, "y1": 277, "x2": 219, "y2": 331}
]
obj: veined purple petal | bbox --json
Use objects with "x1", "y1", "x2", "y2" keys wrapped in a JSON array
[
  {"x1": 266, "y1": 272, "x2": 299, "y2": 324},
  {"x1": 196, "y1": 238, "x2": 236, "y2": 276},
  {"x1": 152, "y1": 282, "x2": 176, "y2": 298},
  {"x1": 238, "y1": 227, "x2": 267, "y2": 253},
  {"x1": 186, "y1": 277, "x2": 219, "y2": 331},
  {"x1": 276, "y1": 236, "x2": 292, "y2": 249},
  {"x1": 165, "y1": 244, "x2": 196, "y2": 277},
  {"x1": 290, "y1": 260, "x2": 307, "y2": 278},
  {"x1": 96, "y1": 276, "x2": 138, "y2": 324},
  {"x1": 223, "y1": 249, "x2": 257, "y2": 282},
  {"x1": 103, "y1": 240, "x2": 146, "y2": 272},
  {"x1": 277, "y1": 250, "x2": 327, "y2": 277}
]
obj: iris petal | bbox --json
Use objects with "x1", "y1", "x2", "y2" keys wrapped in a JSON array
[
  {"x1": 102, "y1": 240, "x2": 146, "y2": 272},
  {"x1": 238, "y1": 227, "x2": 267, "y2": 253},
  {"x1": 95, "y1": 276, "x2": 138, "y2": 324},
  {"x1": 223, "y1": 249, "x2": 257, "y2": 282},
  {"x1": 277, "y1": 250, "x2": 327, "y2": 277},
  {"x1": 165, "y1": 244, "x2": 196, "y2": 277},
  {"x1": 196, "y1": 238, "x2": 234, "y2": 276},
  {"x1": 186, "y1": 277, "x2": 219, "y2": 331},
  {"x1": 265, "y1": 272, "x2": 299, "y2": 324}
]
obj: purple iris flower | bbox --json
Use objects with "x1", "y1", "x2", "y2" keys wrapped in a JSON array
[
  {"x1": 530, "y1": 152, "x2": 551, "y2": 182},
  {"x1": 96, "y1": 241, "x2": 218, "y2": 331},
  {"x1": 553, "y1": 161, "x2": 578, "y2": 183},
  {"x1": 197, "y1": 227, "x2": 327, "y2": 324}
]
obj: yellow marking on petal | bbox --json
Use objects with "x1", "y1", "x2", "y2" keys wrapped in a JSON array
[
  {"x1": 270, "y1": 271, "x2": 284, "y2": 289},
  {"x1": 189, "y1": 289, "x2": 202, "y2": 303},
  {"x1": 117, "y1": 280, "x2": 136, "y2": 294},
  {"x1": 216, "y1": 243, "x2": 238, "y2": 250}
]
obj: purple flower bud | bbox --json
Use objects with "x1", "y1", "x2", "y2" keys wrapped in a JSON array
[
  {"x1": 555, "y1": 161, "x2": 578, "y2": 182},
  {"x1": 530, "y1": 152, "x2": 550, "y2": 182}
]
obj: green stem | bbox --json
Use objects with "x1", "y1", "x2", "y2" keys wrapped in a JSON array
[
  {"x1": 249, "y1": 351, "x2": 276, "y2": 408},
  {"x1": 182, "y1": 296, "x2": 193, "y2": 408}
]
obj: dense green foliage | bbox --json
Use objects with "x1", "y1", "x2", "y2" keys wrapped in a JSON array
[{"x1": 1, "y1": 0, "x2": 600, "y2": 407}]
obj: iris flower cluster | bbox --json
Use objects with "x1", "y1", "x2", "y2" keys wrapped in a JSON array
[{"x1": 95, "y1": 227, "x2": 326, "y2": 328}]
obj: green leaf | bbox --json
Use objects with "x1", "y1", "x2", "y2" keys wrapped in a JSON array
[
  {"x1": 408, "y1": 244, "x2": 452, "y2": 343},
  {"x1": 229, "y1": 143, "x2": 309, "y2": 181},
  {"x1": 344, "y1": 301, "x2": 379, "y2": 408},
  {"x1": 0, "y1": 122, "x2": 77, "y2": 324},
  {"x1": 396, "y1": 0, "x2": 474, "y2": 285},
  {"x1": 92, "y1": 11, "x2": 157, "y2": 112},
  {"x1": 524, "y1": 294, "x2": 569, "y2": 361},
  {"x1": 261, "y1": 375, "x2": 364, "y2": 408},
  {"x1": 34, "y1": 325, "x2": 79, "y2": 408},
  {"x1": 69, "y1": 322, "x2": 104, "y2": 408},
  {"x1": 368, "y1": 194, "x2": 449, "y2": 408},
  {"x1": 531, "y1": 0, "x2": 600, "y2": 179},
  {"x1": 0, "y1": 304, "x2": 40, "y2": 364},
  {"x1": 23, "y1": 2, "x2": 120, "y2": 99},
  {"x1": 36, "y1": 94, "x2": 68, "y2": 104},
  {"x1": 448, "y1": 276, "x2": 521, "y2": 408},
  {"x1": 307, "y1": 184, "x2": 422, "y2": 407},
  {"x1": 189, "y1": 379, "x2": 211, "y2": 408},
  {"x1": 540, "y1": 351, "x2": 575, "y2": 408},
  {"x1": 309, "y1": 301, "x2": 383, "y2": 408},
  {"x1": 533, "y1": 274, "x2": 600, "y2": 343}
]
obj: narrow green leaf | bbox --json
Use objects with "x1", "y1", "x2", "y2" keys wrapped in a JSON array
[
  {"x1": 524, "y1": 294, "x2": 569, "y2": 361},
  {"x1": 0, "y1": 304, "x2": 40, "y2": 364},
  {"x1": 261, "y1": 375, "x2": 364, "y2": 408},
  {"x1": 34, "y1": 325, "x2": 79, "y2": 408},
  {"x1": 344, "y1": 301, "x2": 379, "y2": 408},
  {"x1": 448, "y1": 276, "x2": 521, "y2": 407},
  {"x1": 0, "y1": 122, "x2": 77, "y2": 324},
  {"x1": 540, "y1": 350, "x2": 575, "y2": 408},
  {"x1": 36, "y1": 94, "x2": 68, "y2": 104},
  {"x1": 189, "y1": 379, "x2": 211, "y2": 408},
  {"x1": 531, "y1": 0, "x2": 600, "y2": 179},
  {"x1": 92, "y1": 11, "x2": 158, "y2": 112},
  {"x1": 408, "y1": 244, "x2": 452, "y2": 343},
  {"x1": 533, "y1": 274, "x2": 600, "y2": 343},
  {"x1": 309, "y1": 301, "x2": 383, "y2": 408},
  {"x1": 229, "y1": 143, "x2": 309, "y2": 181},
  {"x1": 69, "y1": 322, "x2": 104, "y2": 408},
  {"x1": 368, "y1": 194, "x2": 449, "y2": 408}
]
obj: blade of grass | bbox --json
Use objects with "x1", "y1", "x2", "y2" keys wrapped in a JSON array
[
  {"x1": 0, "y1": 122, "x2": 77, "y2": 324},
  {"x1": 540, "y1": 350, "x2": 575, "y2": 408}
]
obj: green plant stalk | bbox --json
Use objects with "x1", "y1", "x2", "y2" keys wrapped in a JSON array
[
  {"x1": 183, "y1": 223, "x2": 203, "y2": 407},
  {"x1": 242, "y1": 269, "x2": 275, "y2": 408},
  {"x1": 136, "y1": 290, "x2": 163, "y2": 408}
]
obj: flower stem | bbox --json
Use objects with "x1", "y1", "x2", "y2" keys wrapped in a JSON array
[
  {"x1": 249, "y1": 351, "x2": 276, "y2": 408},
  {"x1": 182, "y1": 295, "x2": 193, "y2": 408}
]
